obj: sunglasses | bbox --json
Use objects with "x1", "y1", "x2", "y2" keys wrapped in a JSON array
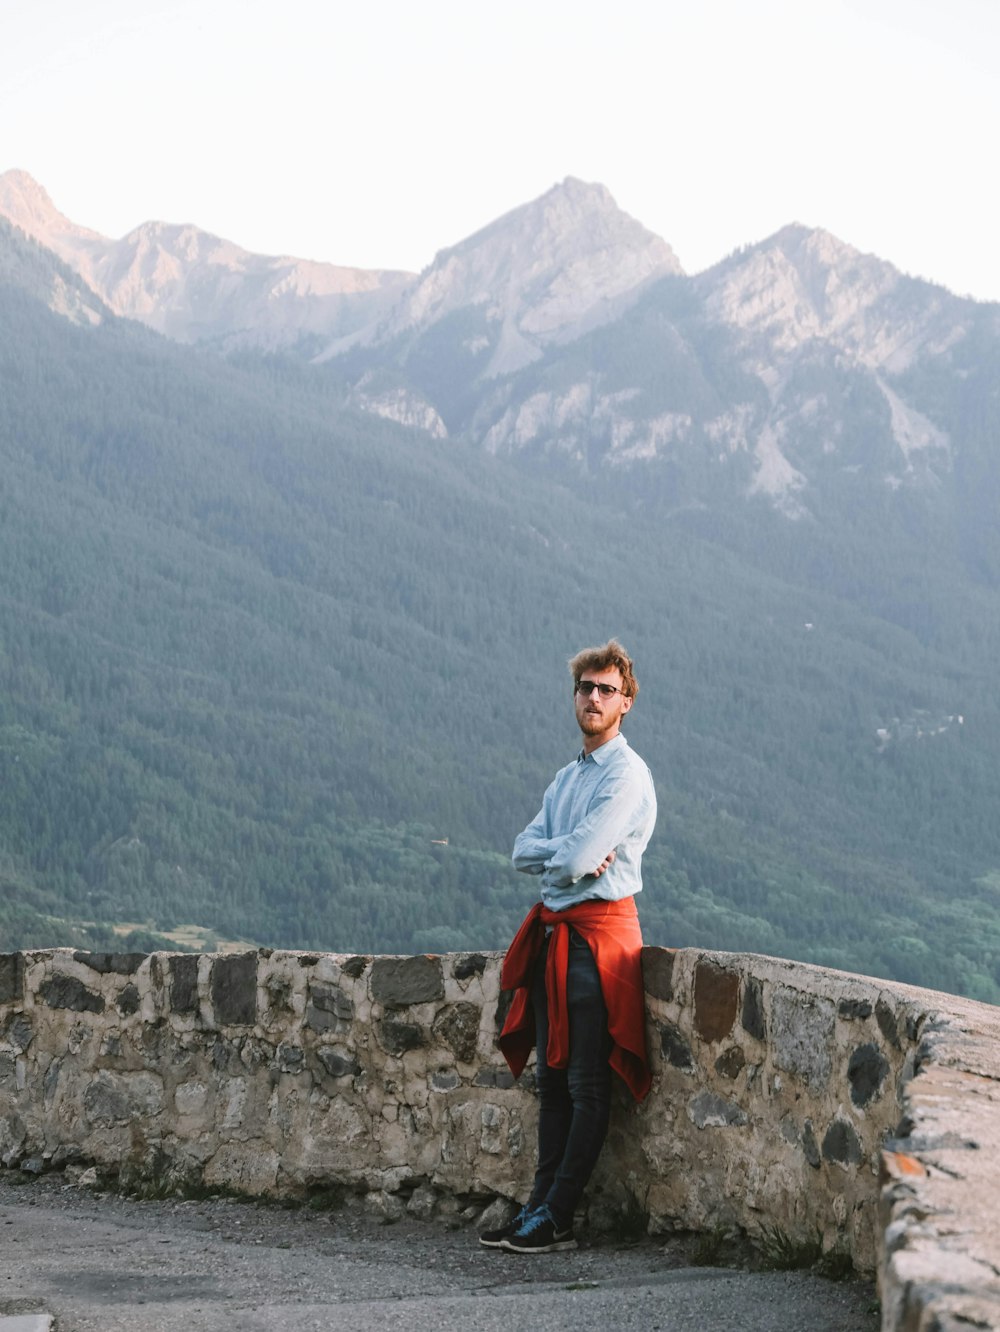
[{"x1": 575, "y1": 679, "x2": 625, "y2": 698}]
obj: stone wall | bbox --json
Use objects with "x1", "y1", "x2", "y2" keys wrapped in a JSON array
[{"x1": 1, "y1": 945, "x2": 998, "y2": 1327}]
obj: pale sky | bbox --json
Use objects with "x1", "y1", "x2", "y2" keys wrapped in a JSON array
[{"x1": 3, "y1": 0, "x2": 997, "y2": 300}]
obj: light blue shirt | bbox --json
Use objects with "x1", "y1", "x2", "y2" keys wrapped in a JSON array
[{"x1": 512, "y1": 733, "x2": 657, "y2": 911}]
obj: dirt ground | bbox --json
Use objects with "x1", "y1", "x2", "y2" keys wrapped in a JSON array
[{"x1": 0, "y1": 1173, "x2": 880, "y2": 1331}]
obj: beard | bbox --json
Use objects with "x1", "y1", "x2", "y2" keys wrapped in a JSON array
[{"x1": 577, "y1": 703, "x2": 621, "y2": 736}]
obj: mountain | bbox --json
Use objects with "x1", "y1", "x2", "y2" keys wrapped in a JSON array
[
  {"x1": 0, "y1": 169, "x2": 412, "y2": 351},
  {"x1": 305, "y1": 184, "x2": 996, "y2": 548},
  {"x1": 689, "y1": 225, "x2": 989, "y2": 511},
  {"x1": 330, "y1": 214, "x2": 996, "y2": 528},
  {"x1": 318, "y1": 177, "x2": 683, "y2": 434},
  {"x1": 328, "y1": 177, "x2": 682, "y2": 368},
  {"x1": 0, "y1": 214, "x2": 108, "y2": 328},
  {"x1": 0, "y1": 172, "x2": 685, "y2": 424},
  {"x1": 3, "y1": 181, "x2": 1000, "y2": 1003},
  {"x1": 6, "y1": 170, "x2": 992, "y2": 526}
]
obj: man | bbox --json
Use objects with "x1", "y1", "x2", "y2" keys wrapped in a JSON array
[{"x1": 482, "y1": 639, "x2": 657, "y2": 1255}]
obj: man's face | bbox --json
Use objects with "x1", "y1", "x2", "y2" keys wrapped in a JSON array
[{"x1": 574, "y1": 665, "x2": 632, "y2": 749}]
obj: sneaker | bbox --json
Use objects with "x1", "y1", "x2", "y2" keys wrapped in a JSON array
[
  {"x1": 479, "y1": 1203, "x2": 532, "y2": 1249},
  {"x1": 500, "y1": 1203, "x2": 577, "y2": 1254}
]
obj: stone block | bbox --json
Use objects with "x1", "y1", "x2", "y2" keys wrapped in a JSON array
[
  {"x1": 0, "y1": 953, "x2": 25, "y2": 1004},
  {"x1": 38, "y1": 975, "x2": 104, "y2": 1014},
  {"x1": 72, "y1": 951, "x2": 146, "y2": 975},
  {"x1": 316, "y1": 1048, "x2": 360, "y2": 1079},
  {"x1": 341, "y1": 956, "x2": 369, "y2": 979},
  {"x1": 43, "y1": 1060, "x2": 60, "y2": 1105},
  {"x1": 1, "y1": 1014, "x2": 32, "y2": 1051},
  {"x1": 210, "y1": 953, "x2": 258, "y2": 1026},
  {"x1": 494, "y1": 988, "x2": 513, "y2": 1035},
  {"x1": 741, "y1": 976, "x2": 766, "y2": 1040},
  {"x1": 694, "y1": 960, "x2": 739, "y2": 1043},
  {"x1": 264, "y1": 975, "x2": 294, "y2": 1013},
  {"x1": 848, "y1": 1042, "x2": 890, "y2": 1107},
  {"x1": 239, "y1": 1037, "x2": 270, "y2": 1072},
  {"x1": 378, "y1": 1018, "x2": 426, "y2": 1056},
  {"x1": 406, "y1": 1184, "x2": 439, "y2": 1219},
  {"x1": 370, "y1": 956, "x2": 444, "y2": 1007},
  {"x1": 715, "y1": 1046, "x2": 746, "y2": 1079},
  {"x1": 211, "y1": 1036, "x2": 244, "y2": 1074},
  {"x1": 802, "y1": 1118, "x2": 821, "y2": 1168},
  {"x1": 84, "y1": 1071, "x2": 163, "y2": 1126},
  {"x1": 432, "y1": 1002, "x2": 480, "y2": 1063},
  {"x1": 478, "y1": 1196, "x2": 517, "y2": 1231},
  {"x1": 220, "y1": 1078, "x2": 247, "y2": 1129},
  {"x1": 204, "y1": 1142, "x2": 279, "y2": 1195},
  {"x1": 169, "y1": 955, "x2": 199, "y2": 1014},
  {"x1": 687, "y1": 1090, "x2": 748, "y2": 1129},
  {"x1": 875, "y1": 998, "x2": 901, "y2": 1049},
  {"x1": 838, "y1": 998, "x2": 873, "y2": 1021},
  {"x1": 822, "y1": 1117, "x2": 864, "y2": 1166},
  {"x1": 473, "y1": 1066, "x2": 515, "y2": 1089},
  {"x1": 51, "y1": 1144, "x2": 84, "y2": 1170},
  {"x1": 641, "y1": 947, "x2": 675, "y2": 1001},
  {"x1": 772, "y1": 988, "x2": 835, "y2": 1089},
  {"x1": 479, "y1": 1103, "x2": 505, "y2": 1154},
  {"x1": 116, "y1": 984, "x2": 141, "y2": 1017},
  {"x1": 275, "y1": 1043, "x2": 306, "y2": 1075},
  {"x1": 174, "y1": 1080, "x2": 209, "y2": 1117},
  {"x1": 364, "y1": 1189, "x2": 405, "y2": 1223},
  {"x1": 305, "y1": 983, "x2": 354, "y2": 1033},
  {"x1": 452, "y1": 954, "x2": 487, "y2": 980},
  {"x1": 659, "y1": 1021, "x2": 694, "y2": 1071}
]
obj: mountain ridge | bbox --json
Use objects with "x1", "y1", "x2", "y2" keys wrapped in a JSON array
[
  {"x1": 359, "y1": 176, "x2": 684, "y2": 377},
  {"x1": 0, "y1": 168, "x2": 414, "y2": 350},
  {"x1": 3, "y1": 170, "x2": 997, "y2": 526}
]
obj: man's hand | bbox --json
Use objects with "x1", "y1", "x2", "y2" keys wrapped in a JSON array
[{"x1": 592, "y1": 849, "x2": 616, "y2": 878}]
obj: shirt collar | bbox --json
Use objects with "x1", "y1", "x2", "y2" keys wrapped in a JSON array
[{"x1": 578, "y1": 733, "x2": 628, "y2": 765}]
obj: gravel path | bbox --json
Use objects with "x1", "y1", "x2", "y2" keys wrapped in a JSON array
[{"x1": 1, "y1": 1175, "x2": 880, "y2": 1331}]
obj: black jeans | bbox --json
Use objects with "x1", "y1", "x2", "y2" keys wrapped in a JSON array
[{"x1": 528, "y1": 929, "x2": 612, "y2": 1228}]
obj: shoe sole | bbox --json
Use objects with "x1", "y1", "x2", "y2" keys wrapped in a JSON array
[
  {"x1": 478, "y1": 1234, "x2": 512, "y2": 1248},
  {"x1": 499, "y1": 1236, "x2": 577, "y2": 1254}
]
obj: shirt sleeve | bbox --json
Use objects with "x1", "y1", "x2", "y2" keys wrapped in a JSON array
[
  {"x1": 511, "y1": 775, "x2": 571, "y2": 874},
  {"x1": 541, "y1": 766, "x2": 649, "y2": 889},
  {"x1": 512, "y1": 799, "x2": 569, "y2": 874}
]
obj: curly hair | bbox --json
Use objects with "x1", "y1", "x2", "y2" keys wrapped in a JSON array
[{"x1": 567, "y1": 639, "x2": 639, "y2": 699}]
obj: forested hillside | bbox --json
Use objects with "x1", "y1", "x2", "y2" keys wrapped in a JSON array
[{"x1": 3, "y1": 229, "x2": 1000, "y2": 1001}]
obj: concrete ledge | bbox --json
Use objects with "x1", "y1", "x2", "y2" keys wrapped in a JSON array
[{"x1": 877, "y1": 996, "x2": 1000, "y2": 1329}]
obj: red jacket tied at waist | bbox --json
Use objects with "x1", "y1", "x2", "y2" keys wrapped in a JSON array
[{"x1": 498, "y1": 896, "x2": 651, "y2": 1103}]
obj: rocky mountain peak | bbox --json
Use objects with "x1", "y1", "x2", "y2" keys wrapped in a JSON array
[
  {"x1": 0, "y1": 169, "x2": 57, "y2": 226},
  {"x1": 443, "y1": 175, "x2": 653, "y2": 260},
  {"x1": 699, "y1": 222, "x2": 961, "y2": 372},
  {"x1": 0, "y1": 169, "x2": 105, "y2": 247},
  {"x1": 374, "y1": 178, "x2": 682, "y2": 376},
  {"x1": 0, "y1": 177, "x2": 414, "y2": 350}
]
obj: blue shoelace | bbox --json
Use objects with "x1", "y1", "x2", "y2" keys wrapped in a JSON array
[{"x1": 517, "y1": 1204, "x2": 555, "y2": 1235}]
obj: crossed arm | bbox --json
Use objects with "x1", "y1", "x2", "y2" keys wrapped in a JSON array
[{"x1": 512, "y1": 774, "x2": 639, "y2": 888}]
